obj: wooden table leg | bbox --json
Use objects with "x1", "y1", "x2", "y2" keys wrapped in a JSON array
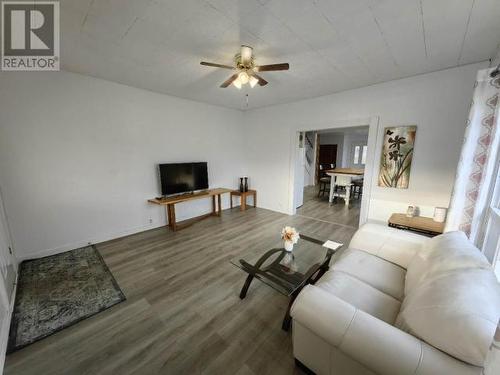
[
  {"x1": 240, "y1": 194, "x2": 246, "y2": 211},
  {"x1": 170, "y1": 204, "x2": 176, "y2": 231},
  {"x1": 166, "y1": 205, "x2": 172, "y2": 229},
  {"x1": 329, "y1": 176, "x2": 335, "y2": 204},
  {"x1": 217, "y1": 194, "x2": 222, "y2": 216},
  {"x1": 253, "y1": 192, "x2": 257, "y2": 207},
  {"x1": 212, "y1": 195, "x2": 216, "y2": 216},
  {"x1": 230, "y1": 193, "x2": 233, "y2": 209},
  {"x1": 345, "y1": 183, "x2": 351, "y2": 206}
]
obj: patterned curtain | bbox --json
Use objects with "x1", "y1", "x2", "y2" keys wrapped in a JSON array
[{"x1": 445, "y1": 68, "x2": 500, "y2": 245}]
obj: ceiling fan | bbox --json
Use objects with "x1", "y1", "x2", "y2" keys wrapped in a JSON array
[{"x1": 200, "y1": 45, "x2": 289, "y2": 89}]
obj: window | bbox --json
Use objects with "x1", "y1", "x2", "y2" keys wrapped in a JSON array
[
  {"x1": 481, "y1": 165, "x2": 500, "y2": 280},
  {"x1": 353, "y1": 146, "x2": 360, "y2": 164},
  {"x1": 352, "y1": 143, "x2": 368, "y2": 166},
  {"x1": 361, "y1": 145, "x2": 367, "y2": 164}
]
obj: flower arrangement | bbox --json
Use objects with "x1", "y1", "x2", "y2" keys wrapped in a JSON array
[{"x1": 281, "y1": 226, "x2": 299, "y2": 251}]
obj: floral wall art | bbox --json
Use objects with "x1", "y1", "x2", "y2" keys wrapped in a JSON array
[{"x1": 378, "y1": 126, "x2": 417, "y2": 189}]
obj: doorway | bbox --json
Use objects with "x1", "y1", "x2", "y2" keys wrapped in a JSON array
[{"x1": 289, "y1": 117, "x2": 379, "y2": 228}]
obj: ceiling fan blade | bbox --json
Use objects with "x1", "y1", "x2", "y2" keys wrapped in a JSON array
[
  {"x1": 240, "y1": 45, "x2": 253, "y2": 65},
  {"x1": 220, "y1": 74, "x2": 239, "y2": 88},
  {"x1": 255, "y1": 63, "x2": 289, "y2": 72},
  {"x1": 200, "y1": 61, "x2": 234, "y2": 69},
  {"x1": 252, "y1": 73, "x2": 268, "y2": 86}
]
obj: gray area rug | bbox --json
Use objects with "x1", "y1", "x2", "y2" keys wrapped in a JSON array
[{"x1": 7, "y1": 245, "x2": 125, "y2": 353}]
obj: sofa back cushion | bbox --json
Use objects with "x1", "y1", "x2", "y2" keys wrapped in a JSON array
[
  {"x1": 396, "y1": 268, "x2": 500, "y2": 366},
  {"x1": 349, "y1": 223, "x2": 429, "y2": 269},
  {"x1": 404, "y1": 231, "x2": 490, "y2": 295}
]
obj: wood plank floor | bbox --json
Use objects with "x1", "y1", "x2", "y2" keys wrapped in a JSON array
[
  {"x1": 5, "y1": 207, "x2": 358, "y2": 375},
  {"x1": 296, "y1": 185, "x2": 361, "y2": 228}
]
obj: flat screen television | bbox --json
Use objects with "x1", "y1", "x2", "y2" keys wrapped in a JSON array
[{"x1": 158, "y1": 162, "x2": 208, "y2": 196}]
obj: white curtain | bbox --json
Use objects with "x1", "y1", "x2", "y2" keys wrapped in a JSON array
[{"x1": 446, "y1": 68, "x2": 500, "y2": 245}]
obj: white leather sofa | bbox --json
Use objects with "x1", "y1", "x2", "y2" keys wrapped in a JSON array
[{"x1": 290, "y1": 223, "x2": 500, "y2": 375}]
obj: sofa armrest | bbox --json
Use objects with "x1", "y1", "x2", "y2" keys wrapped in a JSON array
[
  {"x1": 291, "y1": 285, "x2": 481, "y2": 375},
  {"x1": 349, "y1": 223, "x2": 430, "y2": 268}
]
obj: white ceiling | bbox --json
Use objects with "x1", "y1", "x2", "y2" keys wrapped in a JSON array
[{"x1": 59, "y1": 0, "x2": 500, "y2": 110}]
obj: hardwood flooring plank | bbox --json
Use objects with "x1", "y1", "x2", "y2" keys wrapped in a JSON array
[{"x1": 5, "y1": 206, "x2": 358, "y2": 375}]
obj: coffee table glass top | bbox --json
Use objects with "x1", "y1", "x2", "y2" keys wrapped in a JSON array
[{"x1": 231, "y1": 234, "x2": 335, "y2": 296}]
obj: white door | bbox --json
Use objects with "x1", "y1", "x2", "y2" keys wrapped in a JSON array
[
  {"x1": 0, "y1": 192, "x2": 16, "y2": 303},
  {"x1": 350, "y1": 142, "x2": 368, "y2": 168},
  {"x1": 0, "y1": 190, "x2": 16, "y2": 371}
]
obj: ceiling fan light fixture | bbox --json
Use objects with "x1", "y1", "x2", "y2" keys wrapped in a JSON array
[
  {"x1": 240, "y1": 45, "x2": 253, "y2": 64},
  {"x1": 233, "y1": 78, "x2": 242, "y2": 89},
  {"x1": 238, "y1": 71, "x2": 249, "y2": 84},
  {"x1": 249, "y1": 76, "x2": 258, "y2": 88}
]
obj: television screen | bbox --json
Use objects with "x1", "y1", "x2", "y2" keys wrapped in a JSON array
[{"x1": 159, "y1": 162, "x2": 208, "y2": 195}]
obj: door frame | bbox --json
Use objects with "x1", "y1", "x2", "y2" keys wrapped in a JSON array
[{"x1": 288, "y1": 116, "x2": 380, "y2": 226}]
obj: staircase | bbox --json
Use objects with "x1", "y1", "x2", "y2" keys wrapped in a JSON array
[{"x1": 304, "y1": 132, "x2": 315, "y2": 186}]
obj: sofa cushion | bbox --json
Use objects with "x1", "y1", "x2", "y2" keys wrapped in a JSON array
[
  {"x1": 349, "y1": 223, "x2": 429, "y2": 269},
  {"x1": 317, "y1": 271, "x2": 401, "y2": 324},
  {"x1": 396, "y1": 268, "x2": 500, "y2": 367},
  {"x1": 332, "y1": 249, "x2": 406, "y2": 300},
  {"x1": 405, "y1": 231, "x2": 491, "y2": 295}
]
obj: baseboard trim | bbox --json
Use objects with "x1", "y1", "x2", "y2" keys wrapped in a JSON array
[
  {"x1": 16, "y1": 206, "x2": 244, "y2": 261},
  {"x1": 16, "y1": 221, "x2": 167, "y2": 261}
]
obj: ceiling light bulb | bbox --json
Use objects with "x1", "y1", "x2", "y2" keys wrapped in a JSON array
[
  {"x1": 249, "y1": 76, "x2": 258, "y2": 88},
  {"x1": 233, "y1": 78, "x2": 242, "y2": 89},
  {"x1": 241, "y1": 45, "x2": 253, "y2": 63},
  {"x1": 238, "y1": 71, "x2": 249, "y2": 84}
]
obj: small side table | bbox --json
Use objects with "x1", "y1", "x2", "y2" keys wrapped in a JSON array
[
  {"x1": 230, "y1": 190, "x2": 257, "y2": 211},
  {"x1": 388, "y1": 213, "x2": 444, "y2": 237}
]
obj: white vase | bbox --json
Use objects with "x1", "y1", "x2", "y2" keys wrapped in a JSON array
[{"x1": 284, "y1": 241, "x2": 294, "y2": 252}]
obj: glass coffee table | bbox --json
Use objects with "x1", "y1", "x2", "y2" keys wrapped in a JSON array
[{"x1": 231, "y1": 234, "x2": 339, "y2": 331}]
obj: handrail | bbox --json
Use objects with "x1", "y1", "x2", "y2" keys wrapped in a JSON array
[{"x1": 305, "y1": 134, "x2": 313, "y2": 149}]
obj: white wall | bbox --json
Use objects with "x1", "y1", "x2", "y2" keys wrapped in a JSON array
[
  {"x1": 0, "y1": 71, "x2": 245, "y2": 259},
  {"x1": 243, "y1": 62, "x2": 487, "y2": 221}
]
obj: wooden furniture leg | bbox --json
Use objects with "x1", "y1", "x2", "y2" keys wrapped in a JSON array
[
  {"x1": 329, "y1": 177, "x2": 335, "y2": 204},
  {"x1": 230, "y1": 192, "x2": 233, "y2": 209},
  {"x1": 240, "y1": 194, "x2": 246, "y2": 211},
  {"x1": 166, "y1": 205, "x2": 172, "y2": 229},
  {"x1": 217, "y1": 194, "x2": 222, "y2": 216},
  {"x1": 253, "y1": 191, "x2": 257, "y2": 207},
  {"x1": 212, "y1": 195, "x2": 216, "y2": 215},
  {"x1": 170, "y1": 204, "x2": 176, "y2": 231},
  {"x1": 344, "y1": 184, "x2": 351, "y2": 206}
]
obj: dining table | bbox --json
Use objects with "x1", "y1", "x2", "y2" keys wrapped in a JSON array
[{"x1": 325, "y1": 168, "x2": 365, "y2": 205}]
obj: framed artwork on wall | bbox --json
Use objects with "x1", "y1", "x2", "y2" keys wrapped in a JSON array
[{"x1": 378, "y1": 125, "x2": 417, "y2": 189}]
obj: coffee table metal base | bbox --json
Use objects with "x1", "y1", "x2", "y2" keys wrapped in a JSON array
[{"x1": 238, "y1": 248, "x2": 332, "y2": 331}]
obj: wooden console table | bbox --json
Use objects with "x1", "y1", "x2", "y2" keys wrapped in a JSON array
[
  {"x1": 388, "y1": 213, "x2": 445, "y2": 237},
  {"x1": 230, "y1": 189, "x2": 257, "y2": 211},
  {"x1": 148, "y1": 188, "x2": 232, "y2": 231}
]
